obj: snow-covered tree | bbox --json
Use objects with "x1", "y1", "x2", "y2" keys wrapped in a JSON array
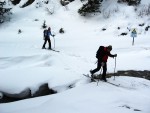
[
  {"x1": 118, "y1": 0, "x2": 141, "y2": 6},
  {"x1": 0, "y1": 1, "x2": 12, "y2": 24},
  {"x1": 78, "y1": 0, "x2": 103, "y2": 16},
  {"x1": 10, "y1": 0, "x2": 21, "y2": 5}
]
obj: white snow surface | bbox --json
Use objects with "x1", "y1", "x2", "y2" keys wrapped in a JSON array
[{"x1": 0, "y1": 0, "x2": 150, "y2": 113}]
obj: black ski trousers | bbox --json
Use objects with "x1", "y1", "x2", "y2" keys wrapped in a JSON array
[
  {"x1": 42, "y1": 36, "x2": 51, "y2": 49},
  {"x1": 91, "y1": 60, "x2": 107, "y2": 79}
]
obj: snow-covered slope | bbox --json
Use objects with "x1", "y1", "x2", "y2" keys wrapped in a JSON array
[
  {"x1": 1, "y1": 76, "x2": 150, "y2": 113},
  {"x1": 0, "y1": 0, "x2": 150, "y2": 113}
]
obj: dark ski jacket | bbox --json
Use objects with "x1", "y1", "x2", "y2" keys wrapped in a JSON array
[{"x1": 96, "y1": 46, "x2": 115, "y2": 62}]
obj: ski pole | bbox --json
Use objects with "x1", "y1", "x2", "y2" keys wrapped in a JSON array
[
  {"x1": 53, "y1": 36, "x2": 55, "y2": 49},
  {"x1": 114, "y1": 57, "x2": 116, "y2": 80}
]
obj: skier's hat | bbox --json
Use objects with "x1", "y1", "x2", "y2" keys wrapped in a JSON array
[
  {"x1": 107, "y1": 45, "x2": 112, "y2": 51},
  {"x1": 48, "y1": 27, "x2": 51, "y2": 30}
]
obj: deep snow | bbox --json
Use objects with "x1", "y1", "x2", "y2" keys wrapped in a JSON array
[{"x1": 0, "y1": 0, "x2": 150, "y2": 113}]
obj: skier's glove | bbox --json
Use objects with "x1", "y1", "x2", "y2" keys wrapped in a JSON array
[{"x1": 114, "y1": 54, "x2": 117, "y2": 57}]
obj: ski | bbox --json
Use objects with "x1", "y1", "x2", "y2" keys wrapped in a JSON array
[
  {"x1": 105, "y1": 81, "x2": 120, "y2": 87},
  {"x1": 45, "y1": 48, "x2": 60, "y2": 52},
  {"x1": 50, "y1": 49, "x2": 60, "y2": 52},
  {"x1": 83, "y1": 74, "x2": 120, "y2": 87},
  {"x1": 83, "y1": 74, "x2": 97, "y2": 82}
]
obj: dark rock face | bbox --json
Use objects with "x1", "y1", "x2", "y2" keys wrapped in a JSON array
[
  {"x1": 120, "y1": 32, "x2": 128, "y2": 36},
  {"x1": 0, "y1": 88, "x2": 31, "y2": 103},
  {"x1": 117, "y1": 70, "x2": 150, "y2": 80},
  {"x1": 33, "y1": 83, "x2": 56, "y2": 97},
  {"x1": 107, "y1": 70, "x2": 150, "y2": 80},
  {"x1": 139, "y1": 23, "x2": 145, "y2": 27},
  {"x1": 0, "y1": 83, "x2": 56, "y2": 103},
  {"x1": 60, "y1": 0, "x2": 70, "y2": 6},
  {"x1": 10, "y1": 0, "x2": 21, "y2": 5},
  {"x1": 102, "y1": 28, "x2": 106, "y2": 31},
  {"x1": 145, "y1": 26, "x2": 150, "y2": 31}
]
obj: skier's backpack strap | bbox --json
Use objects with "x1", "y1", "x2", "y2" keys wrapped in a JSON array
[{"x1": 43, "y1": 30, "x2": 47, "y2": 38}]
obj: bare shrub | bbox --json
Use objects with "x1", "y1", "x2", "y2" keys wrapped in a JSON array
[
  {"x1": 136, "y1": 4, "x2": 150, "y2": 17},
  {"x1": 45, "y1": 7, "x2": 54, "y2": 15},
  {"x1": 0, "y1": 1, "x2": 12, "y2": 24},
  {"x1": 118, "y1": 0, "x2": 141, "y2": 6},
  {"x1": 102, "y1": 6, "x2": 119, "y2": 18}
]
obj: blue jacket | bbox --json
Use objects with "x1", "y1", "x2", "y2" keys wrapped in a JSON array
[{"x1": 44, "y1": 30, "x2": 53, "y2": 38}]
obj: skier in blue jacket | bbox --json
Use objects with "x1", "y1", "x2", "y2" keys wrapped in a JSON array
[{"x1": 42, "y1": 27, "x2": 54, "y2": 49}]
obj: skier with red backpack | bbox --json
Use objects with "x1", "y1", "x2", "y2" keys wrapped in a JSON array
[{"x1": 90, "y1": 45, "x2": 117, "y2": 82}]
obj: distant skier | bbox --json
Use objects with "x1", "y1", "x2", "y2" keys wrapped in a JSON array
[
  {"x1": 42, "y1": 27, "x2": 55, "y2": 49},
  {"x1": 90, "y1": 45, "x2": 117, "y2": 82}
]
